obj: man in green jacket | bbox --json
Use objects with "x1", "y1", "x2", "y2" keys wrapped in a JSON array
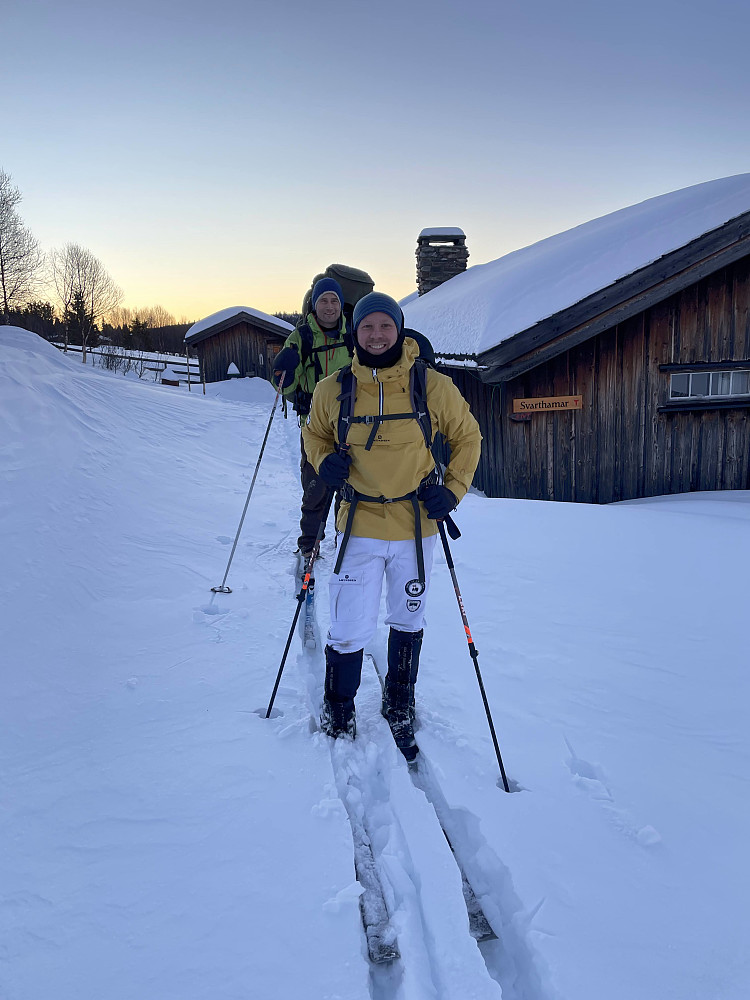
[{"x1": 273, "y1": 277, "x2": 353, "y2": 558}]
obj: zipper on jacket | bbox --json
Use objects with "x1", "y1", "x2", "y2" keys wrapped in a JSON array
[{"x1": 368, "y1": 369, "x2": 384, "y2": 420}]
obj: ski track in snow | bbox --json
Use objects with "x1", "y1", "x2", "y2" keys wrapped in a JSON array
[{"x1": 272, "y1": 406, "x2": 552, "y2": 1000}]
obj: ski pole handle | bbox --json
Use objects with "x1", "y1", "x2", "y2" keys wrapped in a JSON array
[{"x1": 444, "y1": 514, "x2": 461, "y2": 540}]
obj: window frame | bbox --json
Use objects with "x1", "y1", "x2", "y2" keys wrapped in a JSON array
[
  {"x1": 669, "y1": 368, "x2": 750, "y2": 401},
  {"x1": 657, "y1": 362, "x2": 750, "y2": 413}
]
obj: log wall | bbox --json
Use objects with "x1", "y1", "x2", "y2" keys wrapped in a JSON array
[
  {"x1": 441, "y1": 257, "x2": 750, "y2": 502},
  {"x1": 193, "y1": 322, "x2": 286, "y2": 384}
]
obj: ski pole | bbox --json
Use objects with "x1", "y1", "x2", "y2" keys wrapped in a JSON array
[
  {"x1": 437, "y1": 519, "x2": 511, "y2": 792},
  {"x1": 265, "y1": 486, "x2": 336, "y2": 719},
  {"x1": 212, "y1": 372, "x2": 286, "y2": 594}
]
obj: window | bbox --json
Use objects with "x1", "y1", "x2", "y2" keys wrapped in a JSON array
[{"x1": 670, "y1": 370, "x2": 750, "y2": 400}]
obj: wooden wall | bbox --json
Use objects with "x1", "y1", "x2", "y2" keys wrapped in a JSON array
[
  {"x1": 193, "y1": 322, "x2": 286, "y2": 384},
  {"x1": 442, "y1": 257, "x2": 750, "y2": 502}
]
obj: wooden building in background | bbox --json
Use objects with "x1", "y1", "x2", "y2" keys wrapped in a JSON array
[
  {"x1": 407, "y1": 179, "x2": 750, "y2": 503},
  {"x1": 184, "y1": 307, "x2": 293, "y2": 384}
]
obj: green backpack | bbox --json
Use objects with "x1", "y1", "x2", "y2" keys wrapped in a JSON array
[{"x1": 301, "y1": 263, "x2": 374, "y2": 322}]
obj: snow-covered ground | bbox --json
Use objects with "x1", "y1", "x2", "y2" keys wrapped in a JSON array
[{"x1": 2, "y1": 326, "x2": 748, "y2": 1000}]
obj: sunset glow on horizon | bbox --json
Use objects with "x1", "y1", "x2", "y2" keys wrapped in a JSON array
[{"x1": 5, "y1": 0, "x2": 750, "y2": 323}]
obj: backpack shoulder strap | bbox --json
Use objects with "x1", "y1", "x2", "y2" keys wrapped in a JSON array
[
  {"x1": 335, "y1": 364, "x2": 356, "y2": 446},
  {"x1": 302, "y1": 322, "x2": 353, "y2": 383},
  {"x1": 410, "y1": 359, "x2": 432, "y2": 449},
  {"x1": 297, "y1": 324, "x2": 314, "y2": 366}
]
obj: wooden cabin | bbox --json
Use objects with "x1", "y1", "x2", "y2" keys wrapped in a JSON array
[
  {"x1": 405, "y1": 177, "x2": 750, "y2": 503},
  {"x1": 184, "y1": 307, "x2": 293, "y2": 384}
]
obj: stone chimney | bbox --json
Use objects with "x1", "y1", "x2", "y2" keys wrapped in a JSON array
[{"x1": 416, "y1": 228, "x2": 469, "y2": 295}]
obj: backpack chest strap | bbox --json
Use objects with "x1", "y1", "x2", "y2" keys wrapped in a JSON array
[
  {"x1": 347, "y1": 410, "x2": 428, "y2": 450},
  {"x1": 336, "y1": 361, "x2": 432, "y2": 451}
]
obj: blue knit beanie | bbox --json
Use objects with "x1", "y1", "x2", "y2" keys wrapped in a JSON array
[
  {"x1": 311, "y1": 277, "x2": 344, "y2": 310},
  {"x1": 352, "y1": 292, "x2": 403, "y2": 334}
]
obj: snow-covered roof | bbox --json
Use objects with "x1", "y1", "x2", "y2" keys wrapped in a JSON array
[
  {"x1": 398, "y1": 289, "x2": 420, "y2": 310},
  {"x1": 185, "y1": 306, "x2": 293, "y2": 343},
  {"x1": 403, "y1": 174, "x2": 750, "y2": 358}
]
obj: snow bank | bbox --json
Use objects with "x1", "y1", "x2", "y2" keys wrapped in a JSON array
[{"x1": 203, "y1": 375, "x2": 278, "y2": 405}]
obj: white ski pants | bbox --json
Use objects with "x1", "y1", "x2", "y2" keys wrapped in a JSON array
[{"x1": 327, "y1": 533, "x2": 437, "y2": 653}]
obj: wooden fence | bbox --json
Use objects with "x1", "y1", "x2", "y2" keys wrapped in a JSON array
[{"x1": 53, "y1": 344, "x2": 202, "y2": 386}]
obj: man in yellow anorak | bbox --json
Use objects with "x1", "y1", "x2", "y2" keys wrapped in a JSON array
[{"x1": 303, "y1": 292, "x2": 481, "y2": 760}]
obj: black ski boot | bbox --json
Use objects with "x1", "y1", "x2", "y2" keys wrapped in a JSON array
[
  {"x1": 320, "y1": 645, "x2": 363, "y2": 740},
  {"x1": 382, "y1": 628, "x2": 423, "y2": 763},
  {"x1": 320, "y1": 698, "x2": 356, "y2": 739}
]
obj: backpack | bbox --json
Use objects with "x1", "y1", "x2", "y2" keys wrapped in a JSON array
[
  {"x1": 336, "y1": 358, "x2": 433, "y2": 452},
  {"x1": 301, "y1": 264, "x2": 375, "y2": 320}
]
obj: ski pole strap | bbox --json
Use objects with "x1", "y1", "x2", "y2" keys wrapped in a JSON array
[{"x1": 333, "y1": 484, "x2": 426, "y2": 586}]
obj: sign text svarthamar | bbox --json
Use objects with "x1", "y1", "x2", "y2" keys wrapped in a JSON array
[{"x1": 513, "y1": 395, "x2": 582, "y2": 413}]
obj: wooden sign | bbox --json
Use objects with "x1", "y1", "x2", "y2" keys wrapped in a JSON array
[{"x1": 513, "y1": 395, "x2": 582, "y2": 413}]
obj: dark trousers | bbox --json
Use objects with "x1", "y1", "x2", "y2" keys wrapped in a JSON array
[{"x1": 298, "y1": 434, "x2": 331, "y2": 553}]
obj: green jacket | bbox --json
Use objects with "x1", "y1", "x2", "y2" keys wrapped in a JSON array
[{"x1": 280, "y1": 314, "x2": 352, "y2": 402}]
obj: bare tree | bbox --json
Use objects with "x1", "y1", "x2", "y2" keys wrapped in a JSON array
[
  {"x1": 139, "y1": 304, "x2": 176, "y2": 352},
  {"x1": 0, "y1": 169, "x2": 44, "y2": 323},
  {"x1": 142, "y1": 304, "x2": 175, "y2": 328},
  {"x1": 106, "y1": 304, "x2": 134, "y2": 330},
  {"x1": 50, "y1": 243, "x2": 123, "y2": 361}
]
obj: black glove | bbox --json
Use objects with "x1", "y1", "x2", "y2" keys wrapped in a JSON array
[
  {"x1": 272, "y1": 346, "x2": 299, "y2": 387},
  {"x1": 319, "y1": 451, "x2": 352, "y2": 489},
  {"x1": 420, "y1": 483, "x2": 457, "y2": 519}
]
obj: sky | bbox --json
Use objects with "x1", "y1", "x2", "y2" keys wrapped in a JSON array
[
  {"x1": 4, "y1": 0, "x2": 750, "y2": 321},
  {"x1": 3, "y1": 325, "x2": 750, "y2": 998}
]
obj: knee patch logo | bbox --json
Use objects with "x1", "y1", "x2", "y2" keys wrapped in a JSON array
[
  {"x1": 405, "y1": 579, "x2": 425, "y2": 597},
  {"x1": 407, "y1": 599, "x2": 422, "y2": 612}
]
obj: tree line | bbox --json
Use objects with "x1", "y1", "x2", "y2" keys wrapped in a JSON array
[{"x1": 2, "y1": 168, "x2": 224, "y2": 360}]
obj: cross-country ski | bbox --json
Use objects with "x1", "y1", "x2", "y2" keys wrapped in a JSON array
[{"x1": 297, "y1": 551, "x2": 317, "y2": 650}]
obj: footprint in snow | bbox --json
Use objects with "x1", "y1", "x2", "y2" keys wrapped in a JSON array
[
  {"x1": 564, "y1": 736, "x2": 662, "y2": 847},
  {"x1": 193, "y1": 604, "x2": 230, "y2": 622}
]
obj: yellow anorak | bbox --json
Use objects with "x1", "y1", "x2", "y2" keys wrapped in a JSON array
[{"x1": 302, "y1": 338, "x2": 481, "y2": 541}]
